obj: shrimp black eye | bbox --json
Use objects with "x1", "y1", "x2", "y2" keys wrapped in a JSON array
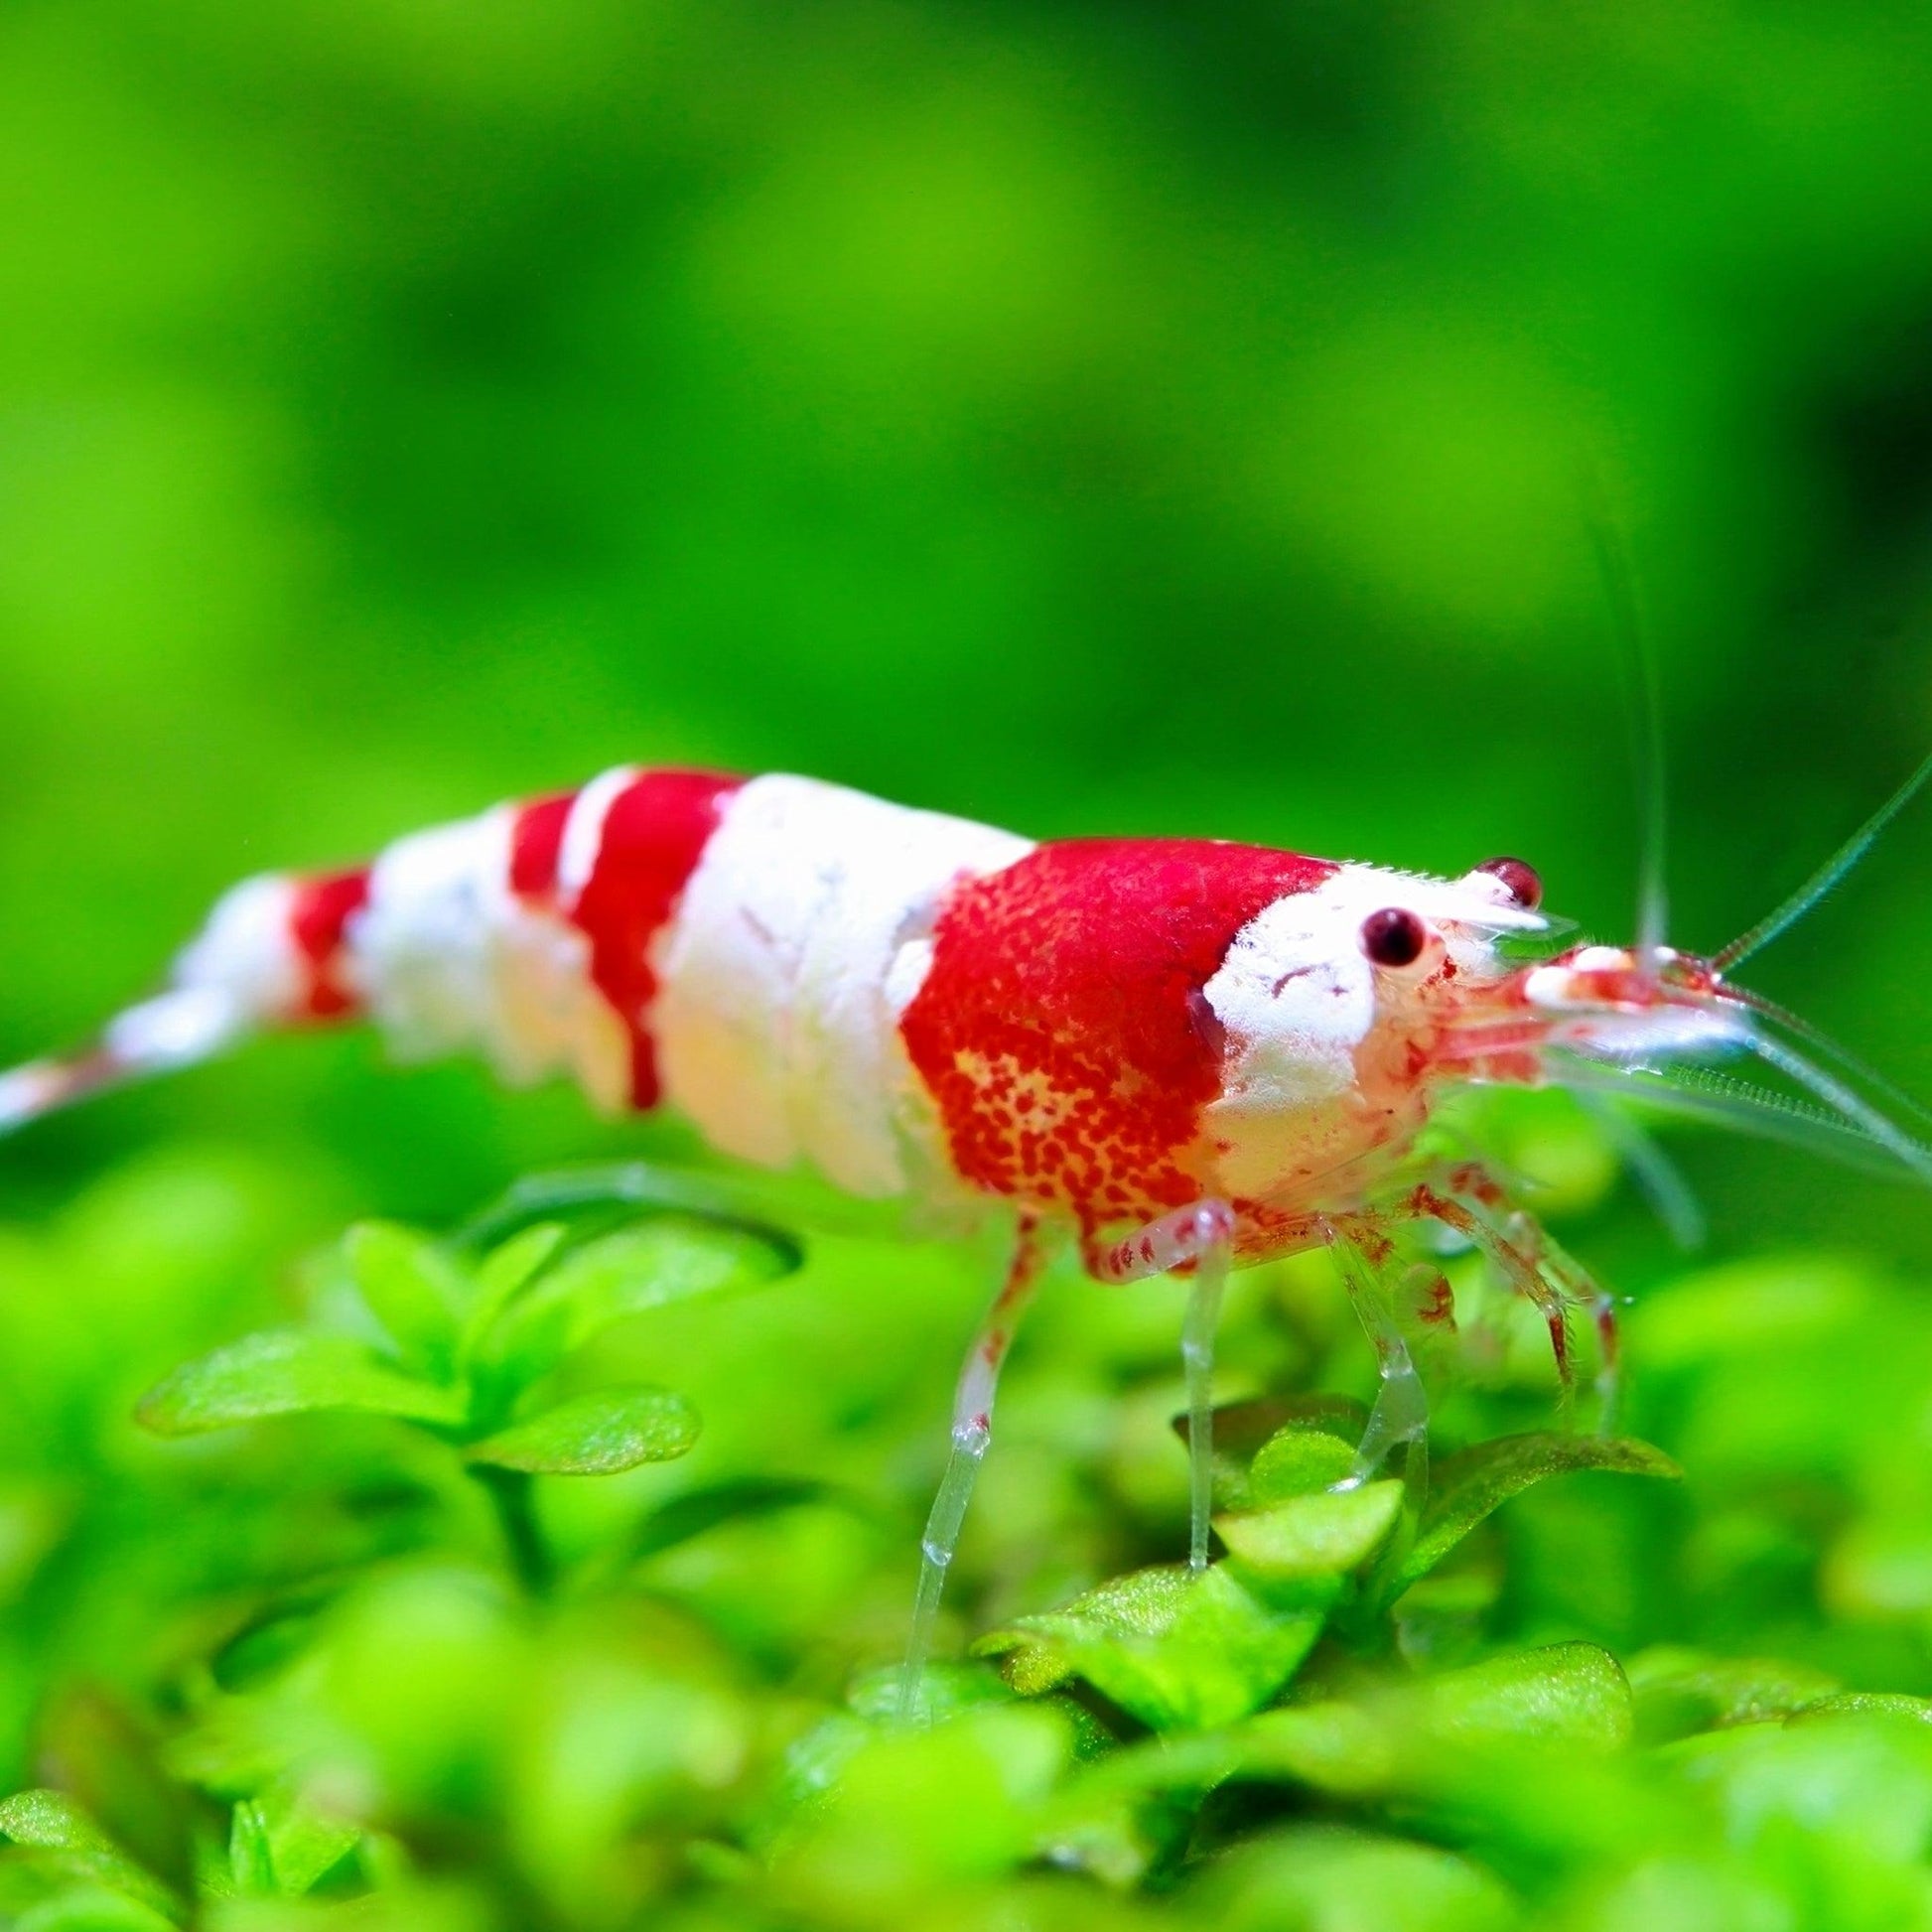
[
  {"x1": 1475, "y1": 856, "x2": 1542, "y2": 909},
  {"x1": 1360, "y1": 907, "x2": 1429, "y2": 968}
]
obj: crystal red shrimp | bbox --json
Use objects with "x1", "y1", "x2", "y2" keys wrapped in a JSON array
[{"x1": 4, "y1": 761, "x2": 1929, "y2": 1711}]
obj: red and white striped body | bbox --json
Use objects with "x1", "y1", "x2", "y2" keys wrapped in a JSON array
[
  {"x1": 61, "y1": 768, "x2": 1564, "y2": 1273},
  {"x1": 9, "y1": 754, "x2": 1923, "y2": 1697}
]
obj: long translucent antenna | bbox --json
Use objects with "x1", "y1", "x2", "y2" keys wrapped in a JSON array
[
  {"x1": 0, "y1": 1052, "x2": 122, "y2": 1134},
  {"x1": 1714, "y1": 749, "x2": 1932, "y2": 975},
  {"x1": 1714, "y1": 983, "x2": 1932, "y2": 1142},
  {"x1": 1740, "y1": 1031, "x2": 1932, "y2": 1186},
  {"x1": 1548, "y1": 1050, "x2": 1926, "y2": 1183},
  {"x1": 1582, "y1": 479, "x2": 1670, "y2": 965}
]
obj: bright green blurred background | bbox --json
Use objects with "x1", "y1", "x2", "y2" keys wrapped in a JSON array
[
  {"x1": 3, "y1": 0, "x2": 1930, "y2": 1261},
  {"x1": 10, "y1": 10, "x2": 1932, "y2": 1928}
]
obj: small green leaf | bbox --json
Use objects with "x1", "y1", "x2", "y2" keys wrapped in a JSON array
[
  {"x1": 226, "y1": 1800, "x2": 273, "y2": 1895},
  {"x1": 1787, "y1": 1692, "x2": 1932, "y2": 1726},
  {"x1": 765, "y1": 1705, "x2": 1070, "y2": 1895},
  {"x1": 253, "y1": 1780, "x2": 362, "y2": 1894},
  {"x1": 1225, "y1": 1699, "x2": 1402, "y2": 1796},
  {"x1": 467, "y1": 1384, "x2": 701, "y2": 1474},
  {"x1": 344, "y1": 1221, "x2": 468, "y2": 1374},
  {"x1": 1200, "y1": 1644, "x2": 1633, "y2": 1796},
  {"x1": 1174, "y1": 1396, "x2": 1368, "y2": 1512},
  {"x1": 1394, "y1": 1434, "x2": 1680, "y2": 1594},
  {"x1": 1058, "y1": 1689, "x2": 1402, "y2": 1805},
  {"x1": 845, "y1": 1661, "x2": 1018, "y2": 1728},
  {"x1": 1425, "y1": 1641, "x2": 1633, "y2": 1751},
  {"x1": 1080, "y1": 1696, "x2": 1403, "y2": 1805},
  {"x1": 1627, "y1": 1647, "x2": 1842, "y2": 1744},
  {"x1": 135, "y1": 1331, "x2": 467, "y2": 1437},
  {"x1": 480, "y1": 1218, "x2": 794, "y2": 1390},
  {"x1": 1035, "y1": 1785, "x2": 1193, "y2": 1889},
  {"x1": 12, "y1": 1889, "x2": 180, "y2": 1930},
  {"x1": 1249, "y1": 1422, "x2": 1362, "y2": 1503},
  {"x1": 980, "y1": 1567, "x2": 1190, "y2": 1698},
  {"x1": 459, "y1": 1223, "x2": 569, "y2": 1365},
  {"x1": 0, "y1": 1790, "x2": 183, "y2": 1922},
  {"x1": 977, "y1": 1564, "x2": 1322, "y2": 1730},
  {"x1": 757, "y1": 1711, "x2": 874, "y2": 1849},
  {"x1": 1039, "y1": 1728, "x2": 1233, "y2": 1884},
  {"x1": 1214, "y1": 1827, "x2": 1526, "y2": 1932},
  {"x1": 626, "y1": 1477, "x2": 862, "y2": 1563},
  {"x1": 1215, "y1": 1479, "x2": 1403, "y2": 1582},
  {"x1": 0, "y1": 1790, "x2": 95, "y2": 1850}
]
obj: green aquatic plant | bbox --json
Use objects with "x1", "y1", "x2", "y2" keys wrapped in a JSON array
[
  {"x1": 136, "y1": 1209, "x2": 794, "y2": 1596},
  {"x1": 1, "y1": 1149, "x2": 1930, "y2": 1929}
]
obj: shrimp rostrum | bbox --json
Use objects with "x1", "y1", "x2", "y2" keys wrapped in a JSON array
[{"x1": 4, "y1": 762, "x2": 1929, "y2": 1690}]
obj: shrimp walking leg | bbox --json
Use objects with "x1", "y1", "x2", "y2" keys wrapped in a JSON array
[
  {"x1": 1419, "y1": 1164, "x2": 1621, "y2": 1425},
  {"x1": 1180, "y1": 1251, "x2": 1229, "y2": 1571},
  {"x1": 1321, "y1": 1215, "x2": 1432, "y2": 1486},
  {"x1": 1500, "y1": 1209, "x2": 1621, "y2": 1427},
  {"x1": 899, "y1": 1213, "x2": 1047, "y2": 1723},
  {"x1": 1091, "y1": 1200, "x2": 1235, "y2": 1573}
]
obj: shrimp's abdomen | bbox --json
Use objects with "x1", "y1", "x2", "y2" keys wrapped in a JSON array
[
  {"x1": 171, "y1": 770, "x2": 744, "y2": 1115},
  {"x1": 502, "y1": 768, "x2": 744, "y2": 1107},
  {"x1": 168, "y1": 771, "x2": 1035, "y2": 1200}
]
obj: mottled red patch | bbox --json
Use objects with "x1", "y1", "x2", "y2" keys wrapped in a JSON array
[
  {"x1": 288, "y1": 869, "x2": 371, "y2": 1020},
  {"x1": 898, "y1": 838, "x2": 1336, "y2": 1256},
  {"x1": 559, "y1": 770, "x2": 742, "y2": 1107}
]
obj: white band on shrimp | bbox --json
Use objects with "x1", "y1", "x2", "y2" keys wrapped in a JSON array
[{"x1": 651, "y1": 774, "x2": 1033, "y2": 1197}]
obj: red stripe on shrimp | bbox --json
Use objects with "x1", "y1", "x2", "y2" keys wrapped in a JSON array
[
  {"x1": 898, "y1": 839, "x2": 1336, "y2": 1249},
  {"x1": 563, "y1": 769, "x2": 743, "y2": 1107},
  {"x1": 288, "y1": 869, "x2": 372, "y2": 1020},
  {"x1": 508, "y1": 789, "x2": 577, "y2": 900}
]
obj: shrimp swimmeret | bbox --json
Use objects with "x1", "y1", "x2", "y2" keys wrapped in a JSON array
[{"x1": 4, "y1": 759, "x2": 1929, "y2": 1701}]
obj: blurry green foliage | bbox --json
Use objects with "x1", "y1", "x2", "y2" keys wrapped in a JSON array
[
  {"x1": 0, "y1": 1160, "x2": 1927, "y2": 1926},
  {"x1": 4, "y1": 0, "x2": 1932, "y2": 1926}
]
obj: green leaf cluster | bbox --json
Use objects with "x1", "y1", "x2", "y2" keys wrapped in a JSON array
[
  {"x1": 972, "y1": 1409, "x2": 1677, "y2": 1741},
  {"x1": 137, "y1": 1212, "x2": 785, "y2": 1470},
  {"x1": 2, "y1": 1156, "x2": 1932, "y2": 1931}
]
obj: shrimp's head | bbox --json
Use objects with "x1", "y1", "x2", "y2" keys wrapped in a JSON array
[
  {"x1": 1417, "y1": 877, "x2": 1752, "y2": 1083},
  {"x1": 1204, "y1": 840, "x2": 1926, "y2": 1202},
  {"x1": 1199, "y1": 855, "x2": 1574, "y2": 1196},
  {"x1": 1316, "y1": 858, "x2": 1736, "y2": 1097},
  {"x1": 1212, "y1": 748, "x2": 1932, "y2": 1206}
]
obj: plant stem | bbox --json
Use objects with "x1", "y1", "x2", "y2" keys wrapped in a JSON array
[{"x1": 474, "y1": 1464, "x2": 552, "y2": 1596}]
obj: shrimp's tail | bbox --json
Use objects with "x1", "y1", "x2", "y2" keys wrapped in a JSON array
[
  {"x1": 0, "y1": 869, "x2": 367, "y2": 1138},
  {"x1": 0, "y1": 990, "x2": 248, "y2": 1133}
]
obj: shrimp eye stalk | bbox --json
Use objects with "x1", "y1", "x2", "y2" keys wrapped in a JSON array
[
  {"x1": 1360, "y1": 906, "x2": 1430, "y2": 969},
  {"x1": 1475, "y1": 856, "x2": 1542, "y2": 909}
]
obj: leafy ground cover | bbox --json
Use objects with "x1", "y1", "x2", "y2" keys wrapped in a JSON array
[{"x1": 2, "y1": 1129, "x2": 1931, "y2": 1931}]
